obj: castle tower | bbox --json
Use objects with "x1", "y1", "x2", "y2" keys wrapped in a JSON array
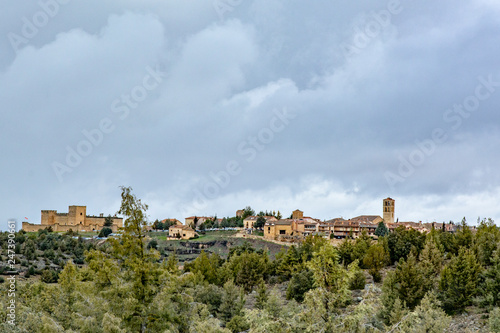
[
  {"x1": 41, "y1": 210, "x2": 57, "y2": 225},
  {"x1": 383, "y1": 198, "x2": 395, "y2": 224},
  {"x1": 68, "y1": 205, "x2": 86, "y2": 226}
]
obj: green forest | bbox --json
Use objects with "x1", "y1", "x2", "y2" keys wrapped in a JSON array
[{"x1": 2, "y1": 187, "x2": 500, "y2": 332}]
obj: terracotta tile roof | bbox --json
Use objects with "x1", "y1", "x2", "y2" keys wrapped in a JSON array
[
  {"x1": 325, "y1": 217, "x2": 345, "y2": 223},
  {"x1": 350, "y1": 215, "x2": 382, "y2": 223},
  {"x1": 244, "y1": 216, "x2": 277, "y2": 221},
  {"x1": 333, "y1": 220, "x2": 362, "y2": 228},
  {"x1": 162, "y1": 218, "x2": 181, "y2": 224},
  {"x1": 265, "y1": 219, "x2": 294, "y2": 226},
  {"x1": 169, "y1": 225, "x2": 194, "y2": 231}
]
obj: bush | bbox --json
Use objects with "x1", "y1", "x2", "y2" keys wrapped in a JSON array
[
  {"x1": 147, "y1": 239, "x2": 158, "y2": 250},
  {"x1": 98, "y1": 227, "x2": 113, "y2": 238},
  {"x1": 371, "y1": 270, "x2": 382, "y2": 283},
  {"x1": 41, "y1": 269, "x2": 59, "y2": 283},
  {"x1": 64, "y1": 229, "x2": 76, "y2": 236},
  {"x1": 349, "y1": 269, "x2": 366, "y2": 290},
  {"x1": 490, "y1": 308, "x2": 500, "y2": 332},
  {"x1": 226, "y1": 315, "x2": 249, "y2": 333},
  {"x1": 286, "y1": 269, "x2": 314, "y2": 302},
  {"x1": 74, "y1": 257, "x2": 85, "y2": 265},
  {"x1": 0, "y1": 276, "x2": 4, "y2": 283}
]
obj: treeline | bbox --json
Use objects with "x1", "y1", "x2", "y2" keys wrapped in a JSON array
[
  {"x1": 0, "y1": 229, "x2": 95, "y2": 282},
  {"x1": 151, "y1": 206, "x2": 282, "y2": 231},
  {"x1": 2, "y1": 188, "x2": 500, "y2": 332}
]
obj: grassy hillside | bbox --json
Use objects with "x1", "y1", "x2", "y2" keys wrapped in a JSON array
[{"x1": 149, "y1": 230, "x2": 288, "y2": 262}]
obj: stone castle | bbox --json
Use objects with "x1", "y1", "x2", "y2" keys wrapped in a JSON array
[{"x1": 22, "y1": 206, "x2": 123, "y2": 232}]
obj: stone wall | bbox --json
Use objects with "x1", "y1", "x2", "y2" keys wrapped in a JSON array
[{"x1": 22, "y1": 206, "x2": 123, "y2": 232}]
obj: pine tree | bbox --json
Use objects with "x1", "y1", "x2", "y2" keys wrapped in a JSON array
[
  {"x1": 419, "y1": 236, "x2": 444, "y2": 285},
  {"x1": 439, "y1": 247, "x2": 482, "y2": 314},
  {"x1": 455, "y1": 217, "x2": 473, "y2": 249},
  {"x1": 474, "y1": 218, "x2": 500, "y2": 266},
  {"x1": 337, "y1": 238, "x2": 355, "y2": 266},
  {"x1": 286, "y1": 269, "x2": 314, "y2": 302},
  {"x1": 165, "y1": 252, "x2": 179, "y2": 274},
  {"x1": 218, "y1": 280, "x2": 245, "y2": 324},
  {"x1": 393, "y1": 251, "x2": 428, "y2": 309},
  {"x1": 375, "y1": 222, "x2": 389, "y2": 237},
  {"x1": 394, "y1": 291, "x2": 451, "y2": 333},
  {"x1": 363, "y1": 243, "x2": 386, "y2": 282},
  {"x1": 477, "y1": 246, "x2": 500, "y2": 309},
  {"x1": 381, "y1": 250, "x2": 435, "y2": 324},
  {"x1": 306, "y1": 242, "x2": 353, "y2": 309},
  {"x1": 86, "y1": 186, "x2": 163, "y2": 332},
  {"x1": 255, "y1": 280, "x2": 268, "y2": 310}
]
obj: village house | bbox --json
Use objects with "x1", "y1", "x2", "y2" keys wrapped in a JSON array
[
  {"x1": 263, "y1": 210, "x2": 323, "y2": 241},
  {"x1": 332, "y1": 220, "x2": 361, "y2": 238},
  {"x1": 169, "y1": 224, "x2": 197, "y2": 240},
  {"x1": 162, "y1": 218, "x2": 183, "y2": 226},
  {"x1": 350, "y1": 215, "x2": 383, "y2": 224},
  {"x1": 317, "y1": 221, "x2": 335, "y2": 235},
  {"x1": 185, "y1": 216, "x2": 213, "y2": 229},
  {"x1": 294, "y1": 220, "x2": 319, "y2": 236},
  {"x1": 243, "y1": 215, "x2": 277, "y2": 229},
  {"x1": 264, "y1": 219, "x2": 295, "y2": 241},
  {"x1": 422, "y1": 222, "x2": 458, "y2": 233}
]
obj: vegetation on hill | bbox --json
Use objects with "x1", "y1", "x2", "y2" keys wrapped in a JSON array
[{"x1": 1, "y1": 188, "x2": 500, "y2": 332}]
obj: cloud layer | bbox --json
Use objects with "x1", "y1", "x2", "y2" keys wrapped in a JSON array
[{"x1": 2, "y1": 0, "x2": 500, "y2": 228}]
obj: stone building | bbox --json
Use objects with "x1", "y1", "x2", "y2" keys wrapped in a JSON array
[
  {"x1": 169, "y1": 224, "x2": 197, "y2": 239},
  {"x1": 292, "y1": 209, "x2": 304, "y2": 219},
  {"x1": 383, "y1": 197, "x2": 395, "y2": 224},
  {"x1": 185, "y1": 216, "x2": 213, "y2": 229},
  {"x1": 22, "y1": 206, "x2": 123, "y2": 232},
  {"x1": 243, "y1": 216, "x2": 277, "y2": 229},
  {"x1": 264, "y1": 219, "x2": 295, "y2": 240}
]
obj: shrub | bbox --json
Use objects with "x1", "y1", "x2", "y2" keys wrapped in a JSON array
[
  {"x1": 287, "y1": 269, "x2": 314, "y2": 302},
  {"x1": 490, "y1": 307, "x2": 500, "y2": 333},
  {"x1": 371, "y1": 270, "x2": 382, "y2": 283},
  {"x1": 98, "y1": 227, "x2": 113, "y2": 238},
  {"x1": 147, "y1": 239, "x2": 158, "y2": 250},
  {"x1": 226, "y1": 315, "x2": 249, "y2": 333},
  {"x1": 349, "y1": 269, "x2": 366, "y2": 290},
  {"x1": 74, "y1": 257, "x2": 85, "y2": 265},
  {"x1": 41, "y1": 269, "x2": 59, "y2": 283}
]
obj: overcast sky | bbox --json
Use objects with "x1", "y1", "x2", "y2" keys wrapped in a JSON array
[{"x1": 2, "y1": 0, "x2": 500, "y2": 230}]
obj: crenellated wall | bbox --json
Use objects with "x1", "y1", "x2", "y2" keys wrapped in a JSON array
[{"x1": 22, "y1": 206, "x2": 123, "y2": 232}]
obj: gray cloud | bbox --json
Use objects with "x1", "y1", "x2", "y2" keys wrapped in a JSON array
[{"x1": 2, "y1": 0, "x2": 500, "y2": 229}]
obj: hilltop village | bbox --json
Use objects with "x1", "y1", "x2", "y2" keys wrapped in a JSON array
[
  {"x1": 11, "y1": 190, "x2": 499, "y2": 332},
  {"x1": 22, "y1": 197, "x2": 460, "y2": 241}
]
